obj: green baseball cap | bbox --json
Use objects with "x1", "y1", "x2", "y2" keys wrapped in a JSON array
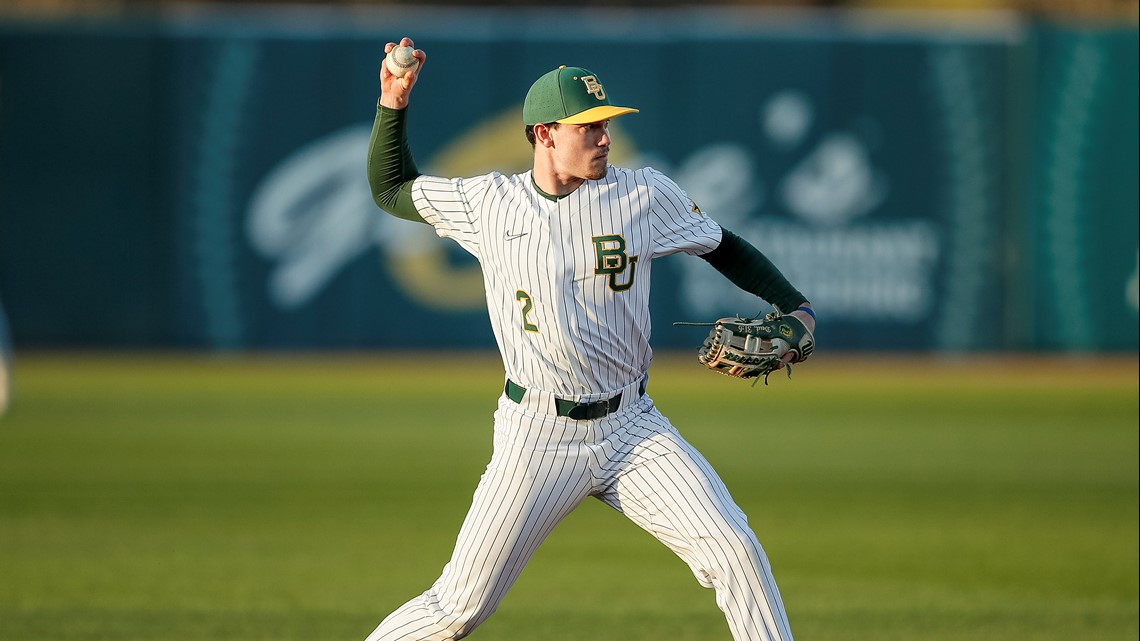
[{"x1": 522, "y1": 65, "x2": 639, "y2": 126}]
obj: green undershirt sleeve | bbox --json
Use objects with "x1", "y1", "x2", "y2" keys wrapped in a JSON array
[
  {"x1": 701, "y1": 228, "x2": 808, "y2": 314},
  {"x1": 367, "y1": 103, "x2": 425, "y2": 223}
]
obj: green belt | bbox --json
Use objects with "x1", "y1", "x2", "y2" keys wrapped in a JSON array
[{"x1": 505, "y1": 378, "x2": 645, "y2": 420}]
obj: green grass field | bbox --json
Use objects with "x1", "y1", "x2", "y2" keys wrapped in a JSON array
[{"x1": 0, "y1": 352, "x2": 1136, "y2": 641}]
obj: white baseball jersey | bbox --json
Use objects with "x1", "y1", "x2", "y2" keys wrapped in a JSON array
[{"x1": 412, "y1": 166, "x2": 720, "y2": 397}]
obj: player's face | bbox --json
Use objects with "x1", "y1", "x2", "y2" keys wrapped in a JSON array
[{"x1": 551, "y1": 120, "x2": 611, "y2": 181}]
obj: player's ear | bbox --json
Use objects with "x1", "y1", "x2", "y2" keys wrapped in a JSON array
[{"x1": 533, "y1": 122, "x2": 557, "y2": 148}]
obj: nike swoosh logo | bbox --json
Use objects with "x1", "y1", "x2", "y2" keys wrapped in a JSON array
[{"x1": 504, "y1": 231, "x2": 528, "y2": 241}]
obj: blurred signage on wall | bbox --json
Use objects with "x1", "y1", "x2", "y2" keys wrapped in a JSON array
[{"x1": 0, "y1": 12, "x2": 1135, "y2": 352}]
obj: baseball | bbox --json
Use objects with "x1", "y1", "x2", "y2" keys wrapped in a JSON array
[{"x1": 386, "y1": 46, "x2": 419, "y2": 78}]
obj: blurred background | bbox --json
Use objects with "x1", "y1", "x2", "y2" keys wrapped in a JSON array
[
  {"x1": 0, "y1": 5, "x2": 1136, "y2": 640},
  {"x1": 0, "y1": 0, "x2": 1137, "y2": 356}
]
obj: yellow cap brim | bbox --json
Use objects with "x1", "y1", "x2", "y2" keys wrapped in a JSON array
[{"x1": 556, "y1": 105, "x2": 640, "y2": 125}]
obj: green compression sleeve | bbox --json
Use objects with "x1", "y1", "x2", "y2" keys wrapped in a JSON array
[
  {"x1": 701, "y1": 228, "x2": 808, "y2": 314},
  {"x1": 367, "y1": 103, "x2": 424, "y2": 223}
]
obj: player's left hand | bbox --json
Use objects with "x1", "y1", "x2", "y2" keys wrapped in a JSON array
[
  {"x1": 782, "y1": 304, "x2": 815, "y2": 366},
  {"x1": 676, "y1": 306, "x2": 816, "y2": 384}
]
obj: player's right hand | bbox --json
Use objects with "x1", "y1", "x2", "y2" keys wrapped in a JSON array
[{"x1": 379, "y1": 36, "x2": 426, "y2": 110}]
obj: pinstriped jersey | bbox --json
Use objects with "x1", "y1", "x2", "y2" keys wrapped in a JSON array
[{"x1": 412, "y1": 166, "x2": 721, "y2": 397}]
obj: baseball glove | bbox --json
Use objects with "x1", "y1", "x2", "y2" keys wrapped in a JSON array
[{"x1": 675, "y1": 308, "x2": 815, "y2": 385}]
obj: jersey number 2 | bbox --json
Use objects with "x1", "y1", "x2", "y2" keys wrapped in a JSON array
[{"x1": 516, "y1": 290, "x2": 538, "y2": 332}]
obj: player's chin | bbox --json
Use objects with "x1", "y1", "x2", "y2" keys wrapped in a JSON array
[{"x1": 585, "y1": 163, "x2": 609, "y2": 181}]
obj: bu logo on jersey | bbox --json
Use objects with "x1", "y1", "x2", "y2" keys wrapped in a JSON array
[
  {"x1": 580, "y1": 75, "x2": 606, "y2": 101},
  {"x1": 592, "y1": 235, "x2": 638, "y2": 292}
]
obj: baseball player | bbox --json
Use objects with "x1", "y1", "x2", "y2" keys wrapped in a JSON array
[{"x1": 364, "y1": 37, "x2": 816, "y2": 641}]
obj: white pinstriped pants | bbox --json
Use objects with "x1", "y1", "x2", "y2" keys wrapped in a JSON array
[{"x1": 364, "y1": 389, "x2": 794, "y2": 641}]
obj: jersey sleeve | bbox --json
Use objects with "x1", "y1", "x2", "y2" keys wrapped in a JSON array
[
  {"x1": 367, "y1": 104, "x2": 423, "y2": 223},
  {"x1": 646, "y1": 168, "x2": 723, "y2": 258},
  {"x1": 411, "y1": 173, "x2": 497, "y2": 257}
]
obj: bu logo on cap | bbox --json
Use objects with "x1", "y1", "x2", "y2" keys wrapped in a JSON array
[{"x1": 579, "y1": 75, "x2": 606, "y2": 100}]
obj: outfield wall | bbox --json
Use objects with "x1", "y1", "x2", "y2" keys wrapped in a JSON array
[{"x1": 0, "y1": 7, "x2": 1136, "y2": 352}]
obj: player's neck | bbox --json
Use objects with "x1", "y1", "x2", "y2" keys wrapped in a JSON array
[{"x1": 532, "y1": 156, "x2": 584, "y2": 198}]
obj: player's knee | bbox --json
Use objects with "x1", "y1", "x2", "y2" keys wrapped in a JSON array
[
  {"x1": 707, "y1": 526, "x2": 766, "y2": 582},
  {"x1": 423, "y1": 612, "x2": 475, "y2": 640},
  {"x1": 434, "y1": 601, "x2": 497, "y2": 639},
  {"x1": 442, "y1": 621, "x2": 473, "y2": 640}
]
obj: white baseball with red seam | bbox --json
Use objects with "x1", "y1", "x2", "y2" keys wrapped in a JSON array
[{"x1": 386, "y1": 46, "x2": 419, "y2": 78}]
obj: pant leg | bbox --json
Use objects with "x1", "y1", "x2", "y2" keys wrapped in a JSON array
[
  {"x1": 365, "y1": 403, "x2": 594, "y2": 641},
  {"x1": 597, "y1": 405, "x2": 794, "y2": 641}
]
